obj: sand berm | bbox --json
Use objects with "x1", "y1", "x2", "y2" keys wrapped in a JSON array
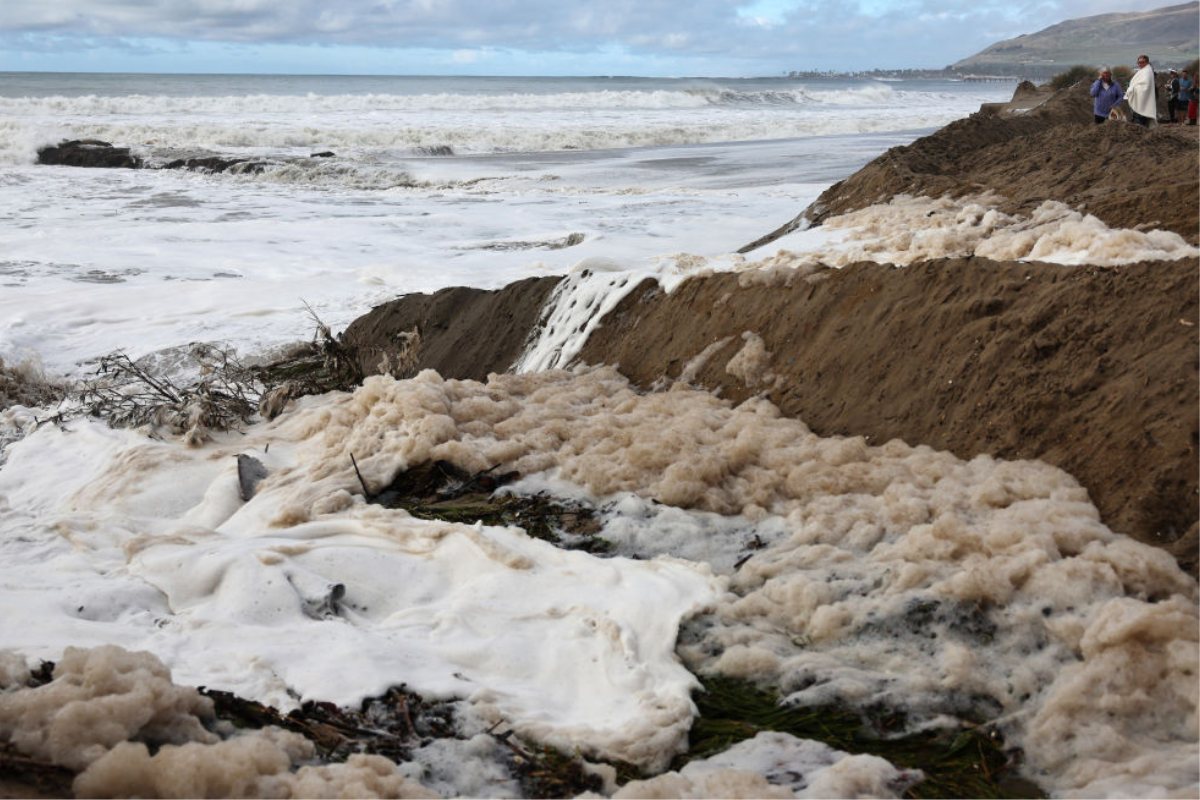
[{"x1": 343, "y1": 81, "x2": 1200, "y2": 575}]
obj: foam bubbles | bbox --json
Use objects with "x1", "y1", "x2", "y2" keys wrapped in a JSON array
[
  {"x1": 3, "y1": 366, "x2": 1194, "y2": 793},
  {"x1": 758, "y1": 193, "x2": 1200, "y2": 267},
  {"x1": 512, "y1": 268, "x2": 642, "y2": 373},
  {"x1": 0, "y1": 645, "x2": 438, "y2": 799},
  {"x1": 614, "y1": 731, "x2": 922, "y2": 799}
]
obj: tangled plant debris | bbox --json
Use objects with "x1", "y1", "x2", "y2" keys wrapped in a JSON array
[
  {"x1": 682, "y1": 676, "x2": 1042, "y2": 800},
  {"x1": 364, "y1": 460, "x2": 610, "y2": 552},
  {"x1": 39, "y1": 306, "x2": 368, "y2": 444},
  {"x1": 72, "y1": 346, "x2": 261, "y2": 445}
]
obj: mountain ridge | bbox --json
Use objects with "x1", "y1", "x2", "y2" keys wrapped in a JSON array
[{"x1": 953, "y1": 1, "x2": 1198, "y2": 74}]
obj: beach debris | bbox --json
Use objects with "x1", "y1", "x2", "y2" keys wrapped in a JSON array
[
  {"x1": 37, "y1": 318, "x2": 364, "y2": 442},
  {"x1": 0, "y1": 356, "x2": 67, "y2": 414},
  {"x1": 367, "y1": 460, "x2": 608, "y2": 550},
  {"x1": 71, "y1": 345, "x2": 261, "y2": 445},
  {"x1": 0, "y1": 742, "x2": 74, "y2": 798},
  {"x1": 299, "y1": 582, "x2": 346, "y2": 621},
  {"x1": 487, "y1": 726, "x2": 609, "y2": 798},
  {"x1": 236, "y1": 454, "x2": 268, "y2": 501},
  {"x1": 257, "y1": 381, "x2": 307, "y2": 421},
  {"x1": 683, "y1": 675, "x2": 1042, "y2": 799},
  {"x1": 206, "y1": 681, "x2": 630, "y2": 798},
  {"x1": 254, "y1": 307, "x2": 365, "y2": 419},
  {"x1": 201, "y1": 682, "x2": 456, "y2": 765}
]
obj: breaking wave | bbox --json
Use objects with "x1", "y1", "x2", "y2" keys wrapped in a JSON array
[
  {"x1": 0, "y1": 82, "x2": 985, "y2": 164},
  {"x1": 0, "y1": 84, "x2": 909, "y2": 116}
]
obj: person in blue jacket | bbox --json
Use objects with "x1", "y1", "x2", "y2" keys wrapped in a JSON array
[
  {"x1": 1090, "y1": 67, "x2": 1124, "y2": 123},
  {"x1": 1176, "y1": 70, "x2": 1194, "y2": 123}
]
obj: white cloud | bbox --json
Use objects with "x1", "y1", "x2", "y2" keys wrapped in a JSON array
[
  {"x1": 451, "y1": 48, "x2": 484, "y2": 63},
  {"x1": 0, "y1": 0, "x2": 1179, "y2": 74}
]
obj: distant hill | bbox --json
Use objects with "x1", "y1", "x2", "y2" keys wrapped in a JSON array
[{"x1": 952, "y1": 2, "x2": 1198, "y2": 76}]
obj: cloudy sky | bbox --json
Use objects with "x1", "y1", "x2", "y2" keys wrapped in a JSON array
[{"x1": 0, "y1": 0, "x2": 1156, "y2": 76}]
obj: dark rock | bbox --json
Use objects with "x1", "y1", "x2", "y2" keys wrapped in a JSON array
[
  {"x1": 37, "y1": 139, "x2": 143, "y2": 169},
  {"x1": 161, "y1": 156, "x2": 268, "y2": 174},
  {"x1": 236, "y1": 454, "x2": 268, "y2": 501},
  {"x1": 310, "y1": 151, "x2": 336, "y2": 158},
  {"x1": 36, "y1": 139, "x2": 275, "y2": 174}
]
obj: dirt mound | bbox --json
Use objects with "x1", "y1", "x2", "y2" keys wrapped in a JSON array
[
  {"x1": 341, "y1": 277, "x2": 561, "y2": 382},
  {"x1": 575, "y1": 258, "x2": 1198, "y2": 573},
  {"x1": 339, "y1": 255, "x2": 1198, "y2": 573},
  {"x1": 740, "y1": 84, "x2": 1199, "y2": 252}
]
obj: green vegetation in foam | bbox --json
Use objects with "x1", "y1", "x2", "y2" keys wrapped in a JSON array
[{"x1": 681, "y1": 675, "x2": 1045, "y2": 799}]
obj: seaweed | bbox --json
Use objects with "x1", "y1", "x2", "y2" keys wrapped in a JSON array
[
  {"x1": 204, "y1": 684, "x2": 639, "y2": 798},
  {"x1": 487, "y1": 729, "x2": 608, "y2": 799},
  {"x1": 0, "y1": 742, "x2": 74, "y2": 798},
  {"x1": 681, "y1": 676, "x2": 1044, "y2": 799},
  {"x1": 364, "y1": 460, "x2": 610, "y2": 552},
  {"x1": 201, "y1": 684, "x2": 455, "y2": 764},
  {"x1": 254, "y1": 306, "x2": 367, "y2": 419}
]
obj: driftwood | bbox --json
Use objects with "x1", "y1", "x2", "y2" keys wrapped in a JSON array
[{"x1": 70, "y1": 345, "x2": 261, "y2": 445}]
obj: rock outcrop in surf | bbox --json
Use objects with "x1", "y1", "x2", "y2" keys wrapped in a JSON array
[{"x1": 36, "y1": 139, "x2": 320, "y2": 174}]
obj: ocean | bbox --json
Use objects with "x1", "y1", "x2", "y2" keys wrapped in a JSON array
[
  {"x1": 1, "y1": 72, "x2": 1197, "y2": 799},
  {"x1": 0, "y1": 72, "x2": 1011, "y2": 374}
]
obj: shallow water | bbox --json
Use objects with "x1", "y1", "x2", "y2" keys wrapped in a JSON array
[{"x1": 0, "y1": 73, "x2": 1008, "y2": 375}]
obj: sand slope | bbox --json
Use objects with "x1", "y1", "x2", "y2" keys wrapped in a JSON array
[
  {"x1": 344, "y1": 83, "x2": 1199, "y2": 572},
  {"x1": 739, "y1": 82, "x2": 1199, "y2": 252},
  {"x1": 576, "y1": 260, "x2": 1198, "y2": 572}
]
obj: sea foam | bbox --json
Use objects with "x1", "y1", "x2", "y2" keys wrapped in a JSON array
[{"x1": 0, "y1": 366, "x2": 1194, "y2": 795}]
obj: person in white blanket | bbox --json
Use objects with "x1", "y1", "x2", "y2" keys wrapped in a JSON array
[{"x1": 1125, "y1": 54, "x2": 1157, "y2": 127}]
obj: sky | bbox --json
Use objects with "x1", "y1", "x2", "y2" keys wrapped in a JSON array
[{"x1": 0, "y1": 0, "x2": 1164, "y2": 76}]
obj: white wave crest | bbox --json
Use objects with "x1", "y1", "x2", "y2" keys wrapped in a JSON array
[
  {"x1": 2, "y1": 106, "x2": 979, "y2": 166},
  {"x1": 0, "y1": 85, "x2": 910, "y2": 118},
  {"x1": 0, "y1": 80, "x2": 997, "y2": 164}
]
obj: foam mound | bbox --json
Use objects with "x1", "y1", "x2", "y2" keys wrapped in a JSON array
[{"x1": 0, "y1": 645, "x2": 436, "y2": 799}]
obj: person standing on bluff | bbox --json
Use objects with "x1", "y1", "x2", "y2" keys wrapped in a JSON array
[
  {"x1": 1187, "y1": 75, "x2": 1199, "y2": 126},
  {"x1": 1178, "y1": 70, "x2": 1195, "y2": 124},
  {"x1": 1125, "y1": 54, "x2": 1157, "y2": 127},
  {"x1": 1165, "y1": 69, "x2": 1181, "y2": 122},
  {"x1": 1090, "y1": 67, "x2": 1124, "y2": 123}
]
